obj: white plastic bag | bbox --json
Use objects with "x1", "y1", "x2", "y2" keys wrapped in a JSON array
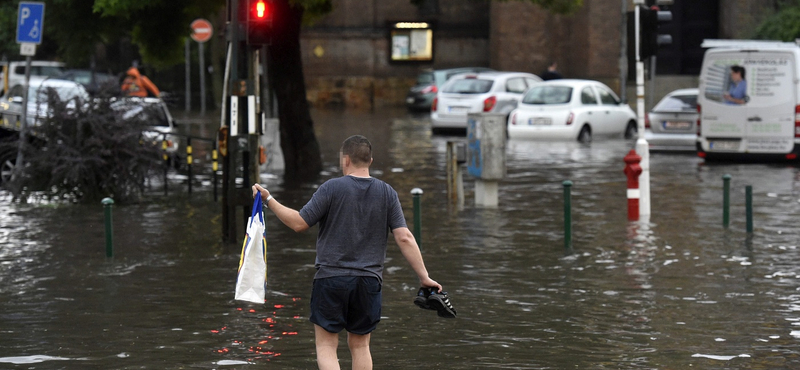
[{"x1": 235, "y1": 193, "x2": 267, "y2": 304}]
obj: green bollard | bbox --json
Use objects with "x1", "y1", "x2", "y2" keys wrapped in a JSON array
[
  {"x1": 723, "y1": 174, "x2": 731, "y2": 228},
  {"x1": 411, "y1": 188, "x2": 423, "y2": 248},
  {"x1": 102, "y1": 197, "x2": 114, "y2": 257},
  {"x1": 563, "y1": 180, "x2": 573, "y2": 251},
  {"x1": 746, "y1": 185, "x2": 753, "y2": 234}
]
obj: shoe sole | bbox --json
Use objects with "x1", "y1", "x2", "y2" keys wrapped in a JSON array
[
  {"x1": 414, "y1": 296, "x2": 435, "y2": 310},
  {"x1": 427, "y1": 295, "x2": 457, "y2": 318}
]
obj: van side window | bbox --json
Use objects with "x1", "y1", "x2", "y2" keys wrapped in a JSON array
[{"x1": 581, "y1": 87, "x2": 598, "y2": 105}]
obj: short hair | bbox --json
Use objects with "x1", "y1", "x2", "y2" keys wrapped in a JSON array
[
  {"x1": 341, "y1": 135, "x2": 372, "y2": 166},
  {"x1": 731, "y1": 65, "x2": 745, "y2": 79}
]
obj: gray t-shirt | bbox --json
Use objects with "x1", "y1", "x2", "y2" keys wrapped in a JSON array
[{"x1": 299, "y1": 175, "x2": 407, "y2": 282}]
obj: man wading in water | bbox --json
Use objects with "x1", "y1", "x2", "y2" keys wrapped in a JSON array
[{"x1": 253, "y1": 135, "x2": 454, "y2": 369}]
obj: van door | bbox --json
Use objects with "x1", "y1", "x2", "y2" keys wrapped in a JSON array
[{"x1": 699, "y1": 50, "x2": 796, "y2": 154}]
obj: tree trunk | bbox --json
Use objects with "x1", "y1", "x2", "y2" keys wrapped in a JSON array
[{"x1": 268, "y1": 0, "x2": 322, "y2": 182}]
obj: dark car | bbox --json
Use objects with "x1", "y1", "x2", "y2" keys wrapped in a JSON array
[
  {"x1": 56, "y1": 69, "x2": 119, "y2": 96},
  {"x1": 405, "y1": 67, "x2": 494, "y2": 111}
]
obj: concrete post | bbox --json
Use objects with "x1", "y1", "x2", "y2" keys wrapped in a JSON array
[{"x1": 467, "y1": 113, "x2": 507, "y2": 207}]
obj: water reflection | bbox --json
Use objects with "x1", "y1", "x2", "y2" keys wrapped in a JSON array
[{"x1": 3, "y1": 108, "x2": 800, "y2": 367}]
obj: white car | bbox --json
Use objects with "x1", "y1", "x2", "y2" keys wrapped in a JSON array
[
  {"x1": 507, "y1": 79, "x2": 637, "y2": 142},
  {"x1": 2, "y1": 77, "x2": 90, "y2": 128},
  {"x1": 430, "y1": 71, "x2": 542, "y2": 133}
]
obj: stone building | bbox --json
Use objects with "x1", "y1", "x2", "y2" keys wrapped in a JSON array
[{"x1": 300, "y1": 0, "x2": 781, "y2": 110}]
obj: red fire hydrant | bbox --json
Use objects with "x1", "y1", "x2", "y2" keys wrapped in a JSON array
[{"x1": 623, "y1": 150, "x2": 642, "y2": 221}]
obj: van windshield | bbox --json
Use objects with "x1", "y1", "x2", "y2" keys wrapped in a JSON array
[{"x1": 703, "y1": 54, "x2": 794, "y2": 107}]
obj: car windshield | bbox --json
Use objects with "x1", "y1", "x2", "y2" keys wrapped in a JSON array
[
  {"x1": 416, "y1": 72, "x2": 434, "y2": 85},
  {"x1": 654, "y1": 94, "x2": 697, "y2": 112},
  {"x1": 522, "y1": 86, "x2": 573, "y2": 104},
  {"x1": 442, "y1": 79, "x2": 493, "y2": 94}
]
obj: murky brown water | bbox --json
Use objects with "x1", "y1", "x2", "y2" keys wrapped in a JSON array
[{"x1": 3, "y1": 107, "x2": 800, "y2": 369}]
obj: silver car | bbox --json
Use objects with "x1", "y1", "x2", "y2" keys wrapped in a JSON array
[{"x1": 644, "y1": 88, "x2": 698, "y2": 152}]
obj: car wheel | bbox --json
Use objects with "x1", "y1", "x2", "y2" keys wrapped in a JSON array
[
  {"x1": 624, "y1": 120, "x2": 637, "y2": 139},
  {"x1": 577, "y1": 125, "x2": 592, "y2": 143},
  {"x1": 0, "y1": 155, "x2": 16, "y2": 185}
]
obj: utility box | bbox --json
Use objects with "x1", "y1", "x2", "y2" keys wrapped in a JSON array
[{"x1": 467, "y1": 113, "x2": 506, "y2": 180}]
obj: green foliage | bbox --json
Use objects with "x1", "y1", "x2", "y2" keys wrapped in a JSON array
[
  {"x1": 755, "y1": 6, "x2": 800, "y2": 41},
  {"x1": 2, "y1": 90, "x2": 164, "y2": 203}
]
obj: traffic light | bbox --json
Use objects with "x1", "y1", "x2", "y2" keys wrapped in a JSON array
[
  {"x1": 639, "y1": 4, "x2": 672, "y2": 60},
  {"x1": 247, "y1": 0, "x2": 273, "y2": 45}
]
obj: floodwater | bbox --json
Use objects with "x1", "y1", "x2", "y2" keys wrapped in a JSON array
[{"x1": 3, "y1": 107, "x2": 800, "y2": 369}]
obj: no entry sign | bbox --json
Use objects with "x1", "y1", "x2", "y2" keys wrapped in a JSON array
[{"x1": 190, "y1": 19, "x2": 213, "y2": 43}]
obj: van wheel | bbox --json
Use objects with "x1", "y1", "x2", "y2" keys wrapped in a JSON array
[
  {"x1": 624, "y1": 121, "x2": 637, "y2": 139},
  {"x1": 577, "y1": 125, "x2": 592, "y2": 143},
  {"x1": 0, "y1": 155, "x2": 16, "y2": 185}
]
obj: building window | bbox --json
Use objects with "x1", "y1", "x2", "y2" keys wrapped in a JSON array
[{"x1": 390, "y1": 22, "x2": 433, "y2": 62}]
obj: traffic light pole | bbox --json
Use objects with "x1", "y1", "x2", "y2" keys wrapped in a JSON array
[
  {"x1": 221, "y1": 0, "x2": 266, "y2": 244},
  {"x1": 633, "y1": 1, "x2": 651, "y2": 219}
]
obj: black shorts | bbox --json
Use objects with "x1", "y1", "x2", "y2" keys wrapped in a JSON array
[{"x1": 309, "y1": 276, "x2": 382, "y2": 335}]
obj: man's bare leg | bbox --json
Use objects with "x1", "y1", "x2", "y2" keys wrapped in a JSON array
[
  {"x1": 315, "y1": 324, "x2": 340, "y2": 370},
  {"x1": 347, "y1": 332, "x2": 372, "y2": 370}
]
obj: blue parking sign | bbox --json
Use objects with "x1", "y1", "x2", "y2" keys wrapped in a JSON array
[{"x1": 17, "y1": 2, "x2": 45, "y2": 44}]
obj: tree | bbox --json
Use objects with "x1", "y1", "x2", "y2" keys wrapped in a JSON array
[{"x1": 755, "y1": 5, "x2": 800, "y2": 41}]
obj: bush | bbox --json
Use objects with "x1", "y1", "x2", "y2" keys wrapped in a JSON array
[{"x1": 2, "y1": 88, "x2": 165, "y2": 203}]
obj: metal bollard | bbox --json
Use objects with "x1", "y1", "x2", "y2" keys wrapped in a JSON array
[
  {"x1": 746, "y1": 185, "x2": 753, "y2": 233},
  {"x1": 212, "y1": 149, "x2": 218, "y2": 202},
  {"x1": 722, "y1": 174, "x2": 731, "y2": 228},
  {"x1": 411, "y1": 188, "x2": 423, "y2": 248},
  {"x1": 162, "y1": 136, "x2": 169, "y2": 196},
  {"x1": 563, "y1": 180, "x2": 572, "y2": 251},
  {"x1": 187, "y1": 137, "x2": 193, "y2": 196},
  {"x1": 102, "y1": 197, "x2": 114, "y2": 257}
]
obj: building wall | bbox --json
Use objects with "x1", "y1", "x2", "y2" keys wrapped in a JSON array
[
  {"x1": 489, "y1": 0, "x2": 623, "y2": 90},
  {"x1": 302, "y1": 0, "x2": 491, "y2": 109}
]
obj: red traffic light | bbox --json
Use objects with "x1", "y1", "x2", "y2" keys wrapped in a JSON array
[
  {"x1": 251, "y1": 0, "x2": 270, "y2": 20},
  {"x1": 247, "y1": 0, "x2": 273, "y2": 45}
]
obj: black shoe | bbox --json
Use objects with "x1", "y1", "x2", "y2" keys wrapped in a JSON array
[
  {"x1": 427, "y1": 290, "x2": 457, "y2": 318},
  {"x1": 414, "y1": 287, "x2": 436, "y2": 310}
]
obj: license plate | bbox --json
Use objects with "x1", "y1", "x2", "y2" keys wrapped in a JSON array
[
  {"x1": 709, "y1": 140, "x2": 740, "y2": 150},
  {"x1": 448, "y1": 106, "x2": 469, "y2": 113},
  {"x1": 529, "y1": 117, "x2": 552, "y2": 125},
  {"x1": 663, "y1": 121, "x2": 691, "y2": 130}
]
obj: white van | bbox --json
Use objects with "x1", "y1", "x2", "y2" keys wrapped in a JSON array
[
  {"x1": 697, "y1": 40, "x2": 800, "y2": 161},
  {"x1": 0, "y1": 61, "x2": 66, "y2": 95}
]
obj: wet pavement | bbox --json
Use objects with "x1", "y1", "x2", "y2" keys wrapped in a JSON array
[{"x1": 2, "y1": 107, "x2": 800, "y2": 368}]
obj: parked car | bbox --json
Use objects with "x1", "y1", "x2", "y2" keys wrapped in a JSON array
[
  {"x1": 0, "y1": 77, "x2": 89, "y2": 128},
  {"x1": 430, "y1": 71, "x2": 542, "y2": 133},
  {"x1": 0, "y1": 60, "x2": 66, "y2": 96},
  {"x1": 507, "y1": 79, "x2": 637, "y2": 142},
  {"x1": 56, "y1": 69, "x2": 119, "y2": 96},
  {"x1": 406, "y1": 67, "x2": 494, "y2": 111},
  {"x1": 644, "y1": 88, "x2": 698, "y2": 152},
  {"x1": 111, "y1": 97, "x2": 180, "y2": 155}
]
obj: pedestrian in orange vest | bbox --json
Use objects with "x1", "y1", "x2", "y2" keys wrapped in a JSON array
[{"x1": 121, "y1": 67, "x2": 160, "y2": 98}]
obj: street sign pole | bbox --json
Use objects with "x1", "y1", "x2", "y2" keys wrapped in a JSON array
[{"x1": 12, "y1": 2, "x2": 45, "y2": 186}]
